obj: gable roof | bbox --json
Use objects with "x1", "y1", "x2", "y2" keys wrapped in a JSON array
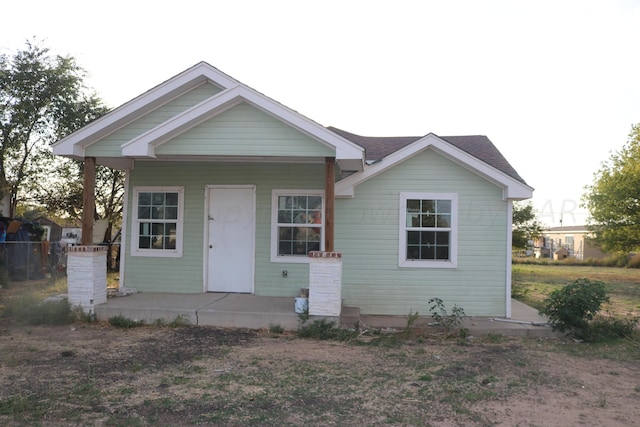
[
  {"x1": 53, "y1": 62, "x2": 364, "y2": 171},
  {"x1": 332, "y1": 128, "x2": 533, "y2": 200},
  {"x1": 52, "y1": 61, "x2": 531, "y2": 201},
  {"x1": 328, "y1": 127, "x2": 527, "y2": 184}
]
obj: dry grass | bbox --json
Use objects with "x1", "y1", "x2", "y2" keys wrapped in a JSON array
[{"x1": 512, "y1": 264, "x2": 640, "y2": 318}]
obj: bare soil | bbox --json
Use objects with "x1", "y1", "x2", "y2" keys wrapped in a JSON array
[{"x1": 1, "y1": 322, "x2": 639, "y2": 426}]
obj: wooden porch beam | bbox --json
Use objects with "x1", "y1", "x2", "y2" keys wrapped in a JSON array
[
  {"x1": 81, "y1": 157, "x2": 96, "y2": 246},
  {"x1": 324, "y1": 157, "x2": 335, "y2": 252}
]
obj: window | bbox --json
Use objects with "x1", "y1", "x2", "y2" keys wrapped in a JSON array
[
  {"x1": 131, "y1": 186, "x2": 184, "y2": 257},
  {"x1": 399, "y1": 192, "x2": 457, "y2": 268},
  {"x1": 271, "y1": 190, "x2": 323, "y2": 263},
  {"x1": 564, "y1": 235, "x2": 574, "y2": 254}
]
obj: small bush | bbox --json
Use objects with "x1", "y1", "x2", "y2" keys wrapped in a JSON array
[
  {"x1": 428, "y1": 297, "x2": 468, "y2": 337},
  {"x1": 109, "y1": 315, "x2": 145, "y2": 328},
  {"x1": 539, "y1": 278, "x2": 610, "y2": 339},
  {"x1": 269, "y1": 324, "x2": 285, "y2": 335},
  {"x1": 628, "y1": 253, "x2": 640, "y2": 269}
]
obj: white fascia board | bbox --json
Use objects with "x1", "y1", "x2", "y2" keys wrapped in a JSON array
[
  {"x1": 52, "y1": 62, "x2": 239, "y2": 157},
  {"x1": 335, "y1": 133, "x2": 533, "y2": 200}
]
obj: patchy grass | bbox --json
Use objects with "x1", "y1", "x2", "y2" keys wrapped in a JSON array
[
  {"x1": 512, "y1": 264, "x2": 640, "y2": 318},
  {"x1": 1, "y1": 266, "x2": 639, "y2": 425}
]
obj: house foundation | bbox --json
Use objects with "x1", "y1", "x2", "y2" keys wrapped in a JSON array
[
  {"x1": 67, "y1": 246, "x2": 108, "y2": 313},
  {"x1": 308, "y1": 251, "x2": 342, "y2": 316}
]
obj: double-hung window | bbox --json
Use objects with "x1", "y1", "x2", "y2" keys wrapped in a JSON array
[
  {"x1": 399, "y1": 192, "x2": 457, "y2": 268},
  {"x1": 131, "y1": 186, "x2": 184, "y2": 257},
  {"x1": 271, "y1": 190, "x2": 324, "y2": 263}
]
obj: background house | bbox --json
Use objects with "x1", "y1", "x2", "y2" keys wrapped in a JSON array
[{"x1": 537, "y1": 225, "x2": 608, "y2": 260}]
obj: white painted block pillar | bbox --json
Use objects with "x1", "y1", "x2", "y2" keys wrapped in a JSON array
[
  {"x1": 308, "y1": 251, "x2": 342, "y2": 316},
  {"x1": 67, "y1": 246, "x2": 108, "y2": 313}
]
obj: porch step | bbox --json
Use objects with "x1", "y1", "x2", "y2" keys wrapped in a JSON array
[{"x1": 340, "y1": 305, "x2": 361, "y2": 328}]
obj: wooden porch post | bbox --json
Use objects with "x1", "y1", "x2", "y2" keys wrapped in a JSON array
[
  {"x1": 324, "y1": 157, "x2": 335, "y2": 252},
  {"x1": 81, "y1": 157, "x2": 96, "y2": 246}
]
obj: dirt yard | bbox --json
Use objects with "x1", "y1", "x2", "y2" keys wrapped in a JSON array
[{"x1": 1, "y1": 322, "x2": 639, "y2": 426}]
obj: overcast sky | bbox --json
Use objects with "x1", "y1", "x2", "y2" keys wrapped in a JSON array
[{"x1": 3, "y1": 0, "x2": 639, "y2": 227}]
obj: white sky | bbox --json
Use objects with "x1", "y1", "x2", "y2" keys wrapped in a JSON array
[{"x1": 3, "y1": 0, "x2": 639, "y2": 227}]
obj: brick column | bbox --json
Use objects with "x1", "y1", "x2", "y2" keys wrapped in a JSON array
[
  {"x1": 308, "y1": 251, "x2": 342, "y2": 316},
  {"x1": 67, "y1": 246, "x2": 108, "y2": 313}
]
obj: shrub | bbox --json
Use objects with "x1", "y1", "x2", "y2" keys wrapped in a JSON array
[
  {"x1": 628, "y1": 253, "x2": 640, "y2": 269},
  {"x1": 539, "y1": 278, "x2": 609, "y2": 337},
  {"x1": 109, "y1": 315, "x2": 145, "y2": 328},
  {"x1": 427, "y1": 297, "x2": 468, "y2": 337}
]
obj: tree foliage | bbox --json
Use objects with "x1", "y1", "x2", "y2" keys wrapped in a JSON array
[
  {"x1": 36, "y1": 156, "x2": 124, "y2": 241},
  {"x1": 583, "y1": 124, "x2": 640, "y2": 253},
  {"x1": 0, "y1": 40, "x2": 107, "y2": 217},
  {"x1": 512, "y1": 201, "x2": 543, "y2": 250}
]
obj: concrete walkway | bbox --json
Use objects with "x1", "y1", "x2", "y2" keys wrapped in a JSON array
[{"x1": 95, "y1": 292, "x2": 559, "y2": 337}]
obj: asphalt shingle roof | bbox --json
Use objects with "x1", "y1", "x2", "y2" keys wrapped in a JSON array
[{"x1": 327, "y1": 126, "x2": 528, "y2": 185}]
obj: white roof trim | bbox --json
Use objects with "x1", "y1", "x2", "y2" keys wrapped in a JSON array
[
  {"x1": 335, "y1": 133, "x2": 533, "y2": 200},
  {"x1": 120, "y1": 83, "x2": 364, "y2": 165},
  {"x1": 53, "y1": 62, "x2": 363, "y2": 170},
  {"x1": 53, "y1": 62, "x2": 240, "y2": 157}
]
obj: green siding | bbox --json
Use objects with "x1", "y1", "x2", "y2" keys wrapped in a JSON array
[
  {"x1": 123, "y1": 161, "x2": 324, "y2": 295},
  {"x1": 155, "y1": 102, "x2": 335, "y2": 157},
  {"x1": 122, "y1": 149, "x2": 509, "y2": 317},
  {"x1": 335, "y1": 149, "x2": 509, "y2": 317},
  {"x1": 85, "y1": 83, "x2": 223, "y2": 157}
]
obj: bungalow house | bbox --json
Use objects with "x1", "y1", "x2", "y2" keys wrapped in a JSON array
[{"x1": 52, "y1": 62, "x2": 532, "y2": 318}]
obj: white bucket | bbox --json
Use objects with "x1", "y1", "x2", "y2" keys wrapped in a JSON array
[{"x1": 294, "y1": 297, "x2": 308, "y2": 314}]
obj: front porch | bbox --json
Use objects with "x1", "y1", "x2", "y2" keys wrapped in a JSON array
[
  {"x1": 95, "y1": 292, "x2": 338, "y2": 330},
  {"x1": 94, "y1": 293, "x2": 557, "y2": 337}
]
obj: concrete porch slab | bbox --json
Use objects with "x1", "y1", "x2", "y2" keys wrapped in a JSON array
[
  {"x1": 94, "y1": 293, "x2": 558, "y2": 337},
  {"x1": 95, "y1": 292, "x2": 333, "y2": 330}
]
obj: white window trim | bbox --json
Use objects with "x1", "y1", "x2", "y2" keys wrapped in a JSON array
[
  {"x1": 398, "y1": 192, "x2": 458, "y2": 268},
  {"x1": 271, "y1": 189, "x2": 324, "y2": 264},
  {"x1": 131, "y1": 186, "x2": 185, "y2": 258}
]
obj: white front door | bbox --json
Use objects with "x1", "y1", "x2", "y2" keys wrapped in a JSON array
[{"x1": 206, "y1": 186, "x2": 255, "y2": 293}]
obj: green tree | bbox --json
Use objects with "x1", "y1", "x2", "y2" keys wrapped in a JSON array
[
  {"x1": 512, "y1": 201, "x2": 543, "y2": 251},
  {"x1": 36, "y1": 157, "x2": 124, "y2": 241},
  {"x1": 583, "y1": 124, "x2": 640, "y2": 253},
  {"x1": 0, "y1": 40, "x2": 106, "y2": 217}
]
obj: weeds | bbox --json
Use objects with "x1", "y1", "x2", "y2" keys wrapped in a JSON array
[
  {"x1": 2, "y1": 293, "x2": 75, "y2": 325},
  {"x1": 268, "y1": 324, "x2": 285, "y2": 335},
  {"x1": 108, "y1": 315, "x2": 145, "y2": 328},
  {"x1": 428, "y1": 297, "x2": 468, "y2": 338},
  {"x1": 153, "y1": 315, "x2": 190, "y2": 327}
]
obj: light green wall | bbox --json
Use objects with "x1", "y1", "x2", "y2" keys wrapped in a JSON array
[
  {"x1": 156, "y1": 102, "x2": 335, "y2": 157},
  {"x1": 85, "y1": 83, "x2": 223, "y2": 157},
  {"x1": 335, "y1": 149, "x2": 509, "y2": 317},
  {"x1": 122, "y1": 150, "x2": 509, "y2": 316},
  {"x1": 123, "y1": 161, "x2": 325, "y2": 295}
]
